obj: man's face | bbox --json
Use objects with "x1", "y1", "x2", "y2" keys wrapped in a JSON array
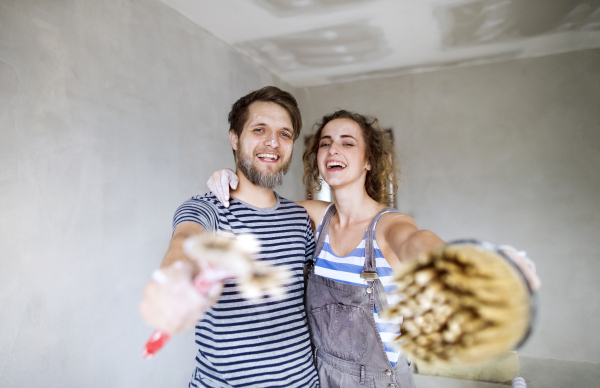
[{"x1": 231, "y1": 101, "x2": 295, "y2": 189}]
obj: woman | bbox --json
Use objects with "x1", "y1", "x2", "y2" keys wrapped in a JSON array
[{"x1": 209, "y1": 110, "x2": 445, "y2": 387}]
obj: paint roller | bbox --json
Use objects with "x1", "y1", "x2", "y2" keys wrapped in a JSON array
[{"x1": 142, "y1": 233, "x2": 290, "y2": 358}]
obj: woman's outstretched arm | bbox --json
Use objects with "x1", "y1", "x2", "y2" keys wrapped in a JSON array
[{"x1": 377, "y1": 213, "x2": 445, "y2": 270}]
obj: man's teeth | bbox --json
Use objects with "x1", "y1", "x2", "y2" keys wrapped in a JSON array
[
  {"x1": 257, "y1": 153, "x2": 280, "y2": 161},
  {"x1": 327, "y1": 161, "x2": 347, "y2": 169}
]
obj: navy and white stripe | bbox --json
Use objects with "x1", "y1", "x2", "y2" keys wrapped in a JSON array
[
  {"x1": 313, "y1": 206, "x2": 403, "y2": 366},
  {"x1": 174, "y1": 192, "x2": 319, "y2": 388}
]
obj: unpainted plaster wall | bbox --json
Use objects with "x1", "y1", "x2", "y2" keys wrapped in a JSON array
[
  {"x1": 0, "y1": 0, "x2": 305, "y2": 386},
  {"x1": 298, "y1": 48, "x2": 600, "y2": 365}
]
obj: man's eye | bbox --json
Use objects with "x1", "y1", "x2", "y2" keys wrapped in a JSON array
[
  {"x1": 281, "y1": 132, "x2": 291, "y2": 138},
  {"x1": 254, "y1": 128, "x2": 264, "y2": 133}
]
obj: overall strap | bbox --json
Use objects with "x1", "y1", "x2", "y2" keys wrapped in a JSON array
[
  {"x1": 312, "y1": 204, "x2": 338, "y2": 264},
  {"x1": 361, "y1": 207, "x2": 396, "y2": 313}
]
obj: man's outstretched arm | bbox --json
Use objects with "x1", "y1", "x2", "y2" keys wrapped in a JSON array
[
  {"x1": 161, "y1": 222, "x2": 205, "y2": 273},
  {"x1": 139, "y1": 222, "x2": 222, "y2": 335}
]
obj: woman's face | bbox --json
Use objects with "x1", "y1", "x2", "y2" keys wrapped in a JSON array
[{"x1": 317, "y1": 118, "x2": 371, "y2": 189}]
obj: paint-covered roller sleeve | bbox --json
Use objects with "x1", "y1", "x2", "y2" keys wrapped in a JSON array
[{"x1": 142, "y1": 233, "x2": 290, "y2": 358}]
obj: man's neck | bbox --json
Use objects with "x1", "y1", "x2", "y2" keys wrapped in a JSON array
[{"x1": 229, "y1": 170, "x2": 278, "y2": 208}]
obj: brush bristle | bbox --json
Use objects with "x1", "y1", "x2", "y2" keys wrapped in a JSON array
[{"x1": 382, "y1": 244, "x2": 530, "y2": 366}]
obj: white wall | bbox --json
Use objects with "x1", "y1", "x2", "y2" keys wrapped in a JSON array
[
  {"x1": 298, "y1": 48, "x2": 600, "y2": 365},
  {"x1": 0, "y1": 0, "x2": 303, "y2": 387}
]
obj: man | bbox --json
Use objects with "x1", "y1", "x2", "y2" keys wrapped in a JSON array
[{"x1": 140, "y1": 86, "x2": 319, "y2": 387}]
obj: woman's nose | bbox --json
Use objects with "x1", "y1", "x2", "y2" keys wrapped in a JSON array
[{"x1": 328, "y1": 143, "x2": 340, "y2": 155}]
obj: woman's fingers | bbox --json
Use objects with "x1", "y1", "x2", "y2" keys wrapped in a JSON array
[
  {"x1": 207, "y1": 171, "x2": 227, "y2": 206},
  {"x1": 229, "y1": 170, "x2": 239, "y2": 190},
  {"x1": 220, "y1": 172, "x2": 232, "y2": 207},
  {"x1": 207, "y1": 170, "x2": 236, "y2": 207}
]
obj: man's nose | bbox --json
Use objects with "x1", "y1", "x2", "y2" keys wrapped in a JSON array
[{"x1": 264, "y1": 133, "x2": 279, "y2": 147}]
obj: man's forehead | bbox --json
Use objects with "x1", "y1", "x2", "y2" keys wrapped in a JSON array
[{"x1": 246, "y1": 102, "x2": 292, "y2": 127}]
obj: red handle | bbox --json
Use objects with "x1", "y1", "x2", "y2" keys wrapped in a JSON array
[
  {"x1": 142, "y1": 264, "x2": 221, "y2": 358},
  {"x1": 142, "y1": 330, "x2": 171, "y2": 359}
]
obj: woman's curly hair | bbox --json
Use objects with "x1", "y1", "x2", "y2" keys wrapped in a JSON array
[{"x1": 303, "y1": 110, "x2": 400, "y2": 207}]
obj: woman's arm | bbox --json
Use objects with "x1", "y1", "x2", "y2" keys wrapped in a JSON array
[
  {"x1": 378, "y1": 213, "x2": 540, "y2": 291},
  {"x1": 295, "y1": 200, "x2": 330, "y2": 233},
  {"x1": 206, "y1": 169, "x2": 330, "y2": 231},
  {"x1": 377, "y1": 213, "x2": 445, "y2": 270}
]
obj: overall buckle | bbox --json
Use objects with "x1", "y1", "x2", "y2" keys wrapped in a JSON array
[{"x1": 360, "y1": 271, "x2": 379, "y2": 280}]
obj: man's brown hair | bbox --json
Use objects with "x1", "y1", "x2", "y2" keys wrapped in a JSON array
[{"x1": 228, "y1": 86, "x2": 302, "y2": 157}]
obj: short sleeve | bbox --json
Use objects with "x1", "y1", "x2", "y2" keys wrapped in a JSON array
[
  {"x1": 173, "y1": 197, "x2": 219, "y2": 232},
  {"x1": 304, "y1": 215, "x2": 316, "y2": 266}
]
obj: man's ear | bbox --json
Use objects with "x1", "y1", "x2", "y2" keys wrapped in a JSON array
[{"x1": 230, "y1": 130, "x2": 238, "y2": 151}]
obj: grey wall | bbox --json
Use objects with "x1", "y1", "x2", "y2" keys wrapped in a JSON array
[
  {"x1": 2, "y1": 0, "x2": 599, "y2": 386},
  {"x1": 298, "y1": 49, "x2": 600, "y2": 365},
  {"x1": 0, "y1": 0, "x2": 304, "y2": 387}
]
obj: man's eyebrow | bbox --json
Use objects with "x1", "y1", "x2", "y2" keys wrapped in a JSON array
[
  {"x1": 251, "y1": 122, "x2": 293, "y2": 133},
  {"x1": 251, "y1": 121, "x2": 268, "y2": 127}
]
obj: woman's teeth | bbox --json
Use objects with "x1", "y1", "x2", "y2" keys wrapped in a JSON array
[
  {"x1": 327, "y1": 161, "x2": 347, "y2": 169},
  {"x1": 257, "y1": 153, "x2": 279, "y2": 161}
]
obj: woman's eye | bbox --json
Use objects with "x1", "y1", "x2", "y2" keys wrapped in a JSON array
[
  {"x1": 344, "y1": 143, "x2": 354, "y2": 147},
  {"x1": 319, "y1": 143, "x2": 330, "y2": 148}
]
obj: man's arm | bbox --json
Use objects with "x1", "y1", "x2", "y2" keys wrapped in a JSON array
[
  {"x1": 140, "y1": 221, "x2": 222, "y2": 335},
  {"x1": 161, "y1": 222, "x2": 206, "y2": 275}
]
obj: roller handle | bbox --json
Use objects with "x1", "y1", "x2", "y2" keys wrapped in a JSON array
[{"x1": 141, "y1": 264, "x2": 224, "y2": 359}]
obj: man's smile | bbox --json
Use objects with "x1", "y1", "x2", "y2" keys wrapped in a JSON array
[{"x1": 256, "y1": 152, "x2": 281, "y2": 163}]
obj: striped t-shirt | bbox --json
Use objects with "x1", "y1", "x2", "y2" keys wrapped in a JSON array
[
  {"x1": 174, "y1": 192, "x2": 319, "y2": 388},
  {"x1": 313, "y1": 206, "x2": 403, "y2": 366}
]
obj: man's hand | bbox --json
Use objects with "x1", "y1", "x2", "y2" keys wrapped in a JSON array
[
  {"x1": 139, "y1": 260, "x2": 223, "y2": 335},
  {"x1": 207, "y1": 169, "x2": 238, "y2": 208}
]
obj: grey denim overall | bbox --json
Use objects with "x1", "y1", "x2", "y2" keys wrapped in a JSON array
[{"x1": 306, "y1": 205, "x2": 416, "y2": 388}]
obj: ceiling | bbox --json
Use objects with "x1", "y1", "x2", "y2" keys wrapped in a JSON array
[{"x1": 159, "y1": 0, "x2": 600, "y2": 87}]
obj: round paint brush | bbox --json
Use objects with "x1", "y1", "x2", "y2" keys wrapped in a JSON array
[{"x1": 382, "y1": 240, "x2": 537, "y2": 367}]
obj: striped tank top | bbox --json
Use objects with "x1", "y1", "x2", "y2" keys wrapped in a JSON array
[{"x1": 314, "y1": 204, "x2": 403, "y2": 366}]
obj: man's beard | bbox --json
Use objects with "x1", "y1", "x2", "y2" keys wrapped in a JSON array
[{"x1": 236, "y1": 147, "x2": 292, "y2": 189}]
